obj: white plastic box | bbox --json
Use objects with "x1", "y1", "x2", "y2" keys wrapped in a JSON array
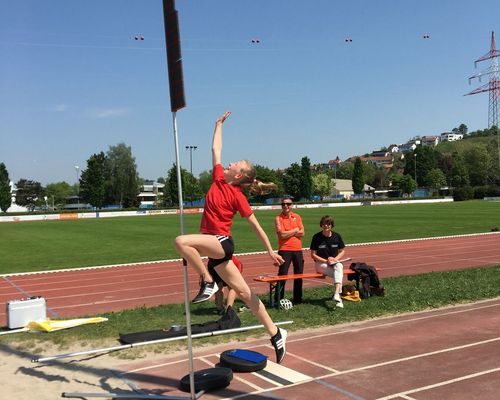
[{"x1": 6, "y1": 297, "x2": 46, "y2": 329}]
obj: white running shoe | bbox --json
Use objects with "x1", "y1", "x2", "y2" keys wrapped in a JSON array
[
  {"x1": 192, "y1": 281, "x2": 219, "y2": 303},
  {"x1": 270, "y1": 328, "x2": 287, "y2": 364},
  {"x1": 333, "y1": 293, "x2": 344, "y2": 308}
]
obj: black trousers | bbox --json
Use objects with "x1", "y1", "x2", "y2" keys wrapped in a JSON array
[{"x1": 275, "y1": 250, "x2": 304, "y2": 303}]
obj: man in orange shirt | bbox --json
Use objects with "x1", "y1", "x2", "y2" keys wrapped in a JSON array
[{"x1": 275, "y1": 197, "x2": 305, "y2": 304}]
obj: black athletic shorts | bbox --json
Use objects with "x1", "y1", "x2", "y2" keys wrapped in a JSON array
[{"x1": 207, "y1": 235, "x2": 234, "y2": 285}]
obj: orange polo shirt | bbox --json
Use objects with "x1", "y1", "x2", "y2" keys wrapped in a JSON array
[{"x1": 275, "y1": 211, "x2": 303, "y2": 251}]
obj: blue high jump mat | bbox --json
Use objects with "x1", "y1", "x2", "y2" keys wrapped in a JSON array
[{"x1": 219, "y1": 349, "x2": 268, "y2": 372}]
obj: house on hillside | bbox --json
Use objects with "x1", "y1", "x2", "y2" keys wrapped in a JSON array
[
  {"x1": 387, "y1": 144, "x2": 400, "y2": 153},
  {"x1": 399, "y1": 138, "x2": 421, "y2": 153},
  {"x1": 399, "y1": 143, "x2": 415, "y2": 153},
  {"x1": 421, "y1": 136, "x2": 440, "y2": 147},
  {"x1": 370, "y1": 150, "x2": 390, "y2": 158},
  {"x1": 348, "y1": 155, "x2": 393, "y2": 170},
  {"x1": 315, "y1": 157, "x2": 341, "y2": 171},
  {"x1": 331, "y1": 179, "x2": 375, "y2": 199},
  {"x1": 440, "y1": 132, "x2": 463, "y2": 141}
]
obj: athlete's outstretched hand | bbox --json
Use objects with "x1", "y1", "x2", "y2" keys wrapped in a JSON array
[
  {"x1": 271, "y1": 252, "x2": 284, "y2": 267},
  {"x1": 216, "y1": 111, "x2": 231, "y2": 125}
]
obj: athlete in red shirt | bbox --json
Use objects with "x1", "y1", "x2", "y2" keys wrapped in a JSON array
[{"x1": 174, "y1": 112, "x2": 287, "y2": 363}]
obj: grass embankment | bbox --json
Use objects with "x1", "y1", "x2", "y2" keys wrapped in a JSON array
[
  {"x1": 1, "y1": 265, "x2": 499, "y2": 357},
  {"x1": 1, "y1": 201, "x2": 499, "y2": 273}
]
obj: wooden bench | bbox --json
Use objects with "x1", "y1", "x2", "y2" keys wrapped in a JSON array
[{"x1": 254, "y1": 266, "x2": 381, "y2": 307}]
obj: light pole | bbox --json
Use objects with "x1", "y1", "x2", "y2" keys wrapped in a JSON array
[
  {"x1": 75, "y1": 165, "x2": 80, "y2": 208},
  {"x1": 414, "y1": 153, "x2": 417, "y2": 187},
  {"x1": 185, "y1": 146, "x2": 197, "y2": 205},
  {"x1": 334, "y1": 155, "x2": 340, "y2": 199},
  {"x1": 334, "y1": 155, "x2": 340, "y2": 180}
]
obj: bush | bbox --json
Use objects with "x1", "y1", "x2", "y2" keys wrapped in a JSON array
[
  {"x1": 453, "y1": 186, "x2": 474, "y2": 201},
  {"x1": 472, "y1": 185, "x2": 500, "y2": 199}
]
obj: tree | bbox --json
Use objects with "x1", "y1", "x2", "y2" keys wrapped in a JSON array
[
  {"x1": 362, "y1": 162, "x2": 377, "y2": 188},
  {"x1": 312, "y1": 173, "x2": 332, "y2": 200},
  {"x1": 362, "y1": 163, "x2": 388, "y2": 190},
  {"x1": 105, "y1": 143, "x2": 140, "y2": 208},
  {"x1": 282, "y1": 163, "x2": 302, "y2": 200},
  {"x1": 80, "y1": 152, "x2": 107, "y2": 208},
  {"x1": 352, "y1": 158, "x2": 364, "y2": 195},
  {"x1": 463, "y1": 145, "x2": 492, "y2": 186},
  {"x1": 184, "y1": 171, "x2": 203, "y2": 205},
  {"x1": 450, "y1": 152, "x2": 469, "y2": 188},
  {"x1": 335, "y1": 162, "x2": 354, "y2": 180},
  {"x1": 198, "y1": 170, "x2": 213, "y2": 197},
  {"x1": 0, "y1": 163, "x2": 11, "y2": 212},
  {"x1": 486, "y1": 135, "x2": 500, "y2": 184},
  {"x1": 15, "y1": 179, "x2": 43, "y2": 211},
  {"x1": 254, "y1": 164, "x2": 280, "y2": 187},
  {"x1": 45, "y1": 181, "x2": 72, "y2": 209},
  {"x1": 457, "y1": 123, "x2": 468, "y2": 136},
  {"x1": 300, "y1": 156, "x2": 313, "y2": 199},
  {"x1": 404, "y1": 147, "x2": 436, "y2": 187},
  {"x1": 452, "y1": 123, "x2": 468, "y2": 136},
  {"x1": 393, "y1": 174, "x2": 417, "y2": 197},
  {"x1": 391, "y1": 154, "x2": 406, "y2": 172},
  {"x1": 435, "y1": 152, "x2": 454, "y2": 184},
  {"x1": 162, "y1": 164, "x2": 201, "y2": 207},
  {"x1": 425, "y1": 168, "x2": 447, "y2": 196},
  {"x1": 370, "y1": 167, "x2": 389, "y2": 189},
  {"x1": 250, "y1": 164, "x2": 281, "y2": 202}
]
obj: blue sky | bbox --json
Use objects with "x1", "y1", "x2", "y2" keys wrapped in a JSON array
[{"x1": 1, "y1": 0, "x2": 499, "y2": 185}]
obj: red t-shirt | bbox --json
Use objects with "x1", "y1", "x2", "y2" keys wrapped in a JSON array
[
  {"x1": 200, "y1": 164, "x2": 253, "y2": 236},
  {"x1": 275, "y1": 211, "x2": 303, "y2": 251}
]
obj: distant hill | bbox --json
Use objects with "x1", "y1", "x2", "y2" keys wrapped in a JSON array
[{"x1": 435, "y1": 136, "x2": 495, "y2": 154}]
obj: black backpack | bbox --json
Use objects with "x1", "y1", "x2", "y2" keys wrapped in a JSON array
[{"x1": 347, "y1": 262, "x2": 385, "y2": 299}]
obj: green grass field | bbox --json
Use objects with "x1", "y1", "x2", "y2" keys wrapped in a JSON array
[{"x1": 1, "y1": 200, "x2": 499, "y2": 274}]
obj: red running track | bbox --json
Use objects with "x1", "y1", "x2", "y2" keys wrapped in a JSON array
[
  {"x1": 115, "y1": 297, "x2": 500, "y2": 399},
  {"x1": 1, "y1": 233, "x2": 499, "y2": 326}
]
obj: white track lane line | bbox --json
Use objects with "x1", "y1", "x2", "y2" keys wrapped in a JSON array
[
  {"x1": 315, "y1": 336, "x2": 500, "y2": 380},
  {"x1": 376, "y1": 366, "x2": 500, "y2": 400},
  {"x1": 2, "y1": 232, "x2": 498, "y2": 278},
  {"x1": 116, "y1": 301, "x2": 500, "y2": 400},
  {"x1": 230, "y1": 301, "x2": 500, "y2": 399},
  {"x1": 289, "y1": 300, "x2": 500, "y2": 344},
  {"x1": 285, "y1": 351, "x2": 340, "y2": 373},
  {"x1": 226, "y1": 336, "x2": 500, "y2": 400}
]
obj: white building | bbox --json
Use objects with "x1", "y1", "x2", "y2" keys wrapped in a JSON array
[
  {"x1": 331, "y1": 179, "x2": 375, "y2": 199},
  {"x1": 138, "y1": 181, "x2": 165, "y2": 208},
  {"x1": 7, "y1": 181, "x2": 28, "y2": 212},
  {"x1": 440, "y1": 132, "x2": 463, "y2": 141},
  {"x1": 421, "y1": 136, "x2": 440, "y2": 147}
]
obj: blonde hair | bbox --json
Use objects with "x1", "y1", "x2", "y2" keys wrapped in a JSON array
[{"x1": 237, "y1": 160, "x2": 277, "y2": 195}]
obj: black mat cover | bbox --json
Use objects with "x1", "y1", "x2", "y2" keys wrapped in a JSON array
[
  {"x1": 179, "y1": 367, "x2": 233, "y2": 392},
  {"x1": 119, "y1": 305, "x2": 241, "y2": 344}
]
